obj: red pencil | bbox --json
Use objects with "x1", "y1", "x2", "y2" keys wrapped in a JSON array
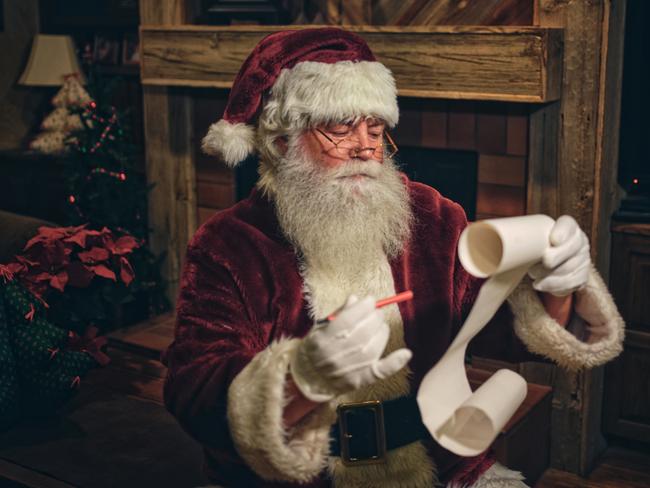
[{"x1": 324, "y1": 290, "x2": 414, "y2": 322}]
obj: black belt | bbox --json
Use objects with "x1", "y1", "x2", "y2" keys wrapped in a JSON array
[{"x1": 329, "y1": 395, "x2": 430, "y2": 465}]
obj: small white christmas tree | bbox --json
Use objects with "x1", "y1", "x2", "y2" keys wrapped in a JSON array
[{"x1": 29, "y1": 74, "x2": 92, "y2": 155}]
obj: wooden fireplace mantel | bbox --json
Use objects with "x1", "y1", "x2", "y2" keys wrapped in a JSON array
[{"x1": 140, "y1": 25, "x2": 563, "y2": 103}]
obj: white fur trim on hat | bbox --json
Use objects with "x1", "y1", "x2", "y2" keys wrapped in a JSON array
[
  {"x1": 507, "y1": 266, "x2": 624, "y2": 371},
  {"x1": 265, "y1": 60, "x2": 399, "y2": 131},
  {"x1": 201, "y1": 119, "x2": 256, "y2": 167},
  {"x1": 227, "y1": 337, "x2": 334, "y2": 483}
]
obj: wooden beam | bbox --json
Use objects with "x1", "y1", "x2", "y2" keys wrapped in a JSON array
[
  {"x1": 341, "y1": 1, "x2": 372, "y2": 25},
  {"x1": 142, "y1": 87, "x2": 197, "y2": 303},
  {"x1": 371, "y1": 0, "x2": 533, "y2": 26},
  {"x1": 529, "y1": 0, "x2": 627, "y2": 476},
  {"x1": 140, "y1": 25, "x2": 563, "y2": 103},
  {"x1": 139, "y1": 0, "x2": 200, "y2": 24},
  {"x1": 528, "y1": 102, "x2": 560, "y2": 216},
  {"x1": 592, "y1": 0, "x2": 626, "y2": 278},
  {"x1": 140, "y1": 0, "x2": 199, "y2": 305}
]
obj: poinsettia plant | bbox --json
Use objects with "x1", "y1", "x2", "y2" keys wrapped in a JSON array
[{"x1": 6, "y1": 224, "x2": 141, "y2": 333}]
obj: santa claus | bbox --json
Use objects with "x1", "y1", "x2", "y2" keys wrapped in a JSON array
[{"x1": 163, "y1": 28, "x2": 624, "y2": 487}]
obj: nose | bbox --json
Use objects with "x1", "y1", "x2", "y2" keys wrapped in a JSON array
[{"x1": 349, "y1": 121, "x2": 374, "y2": 161}]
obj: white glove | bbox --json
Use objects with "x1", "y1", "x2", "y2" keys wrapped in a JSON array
[
  {"x1": 290, "y1": 295, "x2": 412, "y2": 402},
  {"x1": 528, "y1": 215, "x2": 591, "y2": 296}
]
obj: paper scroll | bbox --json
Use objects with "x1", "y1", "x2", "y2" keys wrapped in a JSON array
[{"x1": 416, "y1": 214, "x2": 555, "y2": 456}]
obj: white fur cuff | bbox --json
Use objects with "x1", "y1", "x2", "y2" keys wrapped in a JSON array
[
  {"x1": 227, "y1": 338, "x2": 333, "y2": 483},
  {"x1": 507, "y1": 266, "x2": 624, "y2": 371},
  {"x1": 202, "y1": 119, "x2": 256, "y2": 166},
  {"x1": 453, "y1": 462, "x2": 528, "y2": 488}
]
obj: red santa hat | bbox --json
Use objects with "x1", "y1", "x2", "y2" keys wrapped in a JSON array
[{"x1": 202, "y1": 27, "x2": 399, "y2": 167}]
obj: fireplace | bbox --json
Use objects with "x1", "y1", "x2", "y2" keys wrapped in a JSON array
[
  {"x1": 398, "y1": 146, "x2": 478, "y2": 221},
  {"x1": 195, "y1": 93, "x2": 526, "y2": 226}
]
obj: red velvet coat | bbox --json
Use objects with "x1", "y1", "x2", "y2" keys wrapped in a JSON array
[{"x1": 163, "y1": 179, "x2": 541, "y2": 486}]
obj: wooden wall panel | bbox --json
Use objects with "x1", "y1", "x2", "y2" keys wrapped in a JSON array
[
  {"x1": 605, "y1": 224, "x2": 650, "y2": 445},
  {"x1": 341, "y1": 1, "x2": 372, "y2": 25},
  {"x1": 527, "y1": 102, "x2": 559, "y2": 217},
  {"x1": 372, "y1": 0, "x2": 534, "y2": 26},
  {"x1": 140, "y1": 0, "x2": 200, "y2": 24},
  {"x1": 528, "y1": 0, "x2": 627, "y2": 476},
  {"x1": 140, "y1": 0, "x2": 199, "y2": 303},
  {"x1": 141, "y1": 87, "x2": 197, "y2": 303},
  {"x1": 534, "y1": 0, "x2": 623, "y2": 269}
]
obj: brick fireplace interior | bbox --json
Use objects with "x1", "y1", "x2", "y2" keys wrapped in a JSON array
[{"x1": 193, "y1": 90, "x2": 529, "y2": 225}]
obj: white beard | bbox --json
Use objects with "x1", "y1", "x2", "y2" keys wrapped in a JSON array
[{"x1": 271, "y1": 139, "x2": 413, "y2": 276}]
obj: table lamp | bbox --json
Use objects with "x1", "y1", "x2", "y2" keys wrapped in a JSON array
[
  {"x1": 19, "y1": 35, "x2": 90, "y2": 154},
  {"x1": 19, "y1": 34, "x2": 86, "y2": 86}
]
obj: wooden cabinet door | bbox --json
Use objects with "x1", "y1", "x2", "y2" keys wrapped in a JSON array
[{"x1": 603, "y1": 223, "x2": 650, "y2": 444}]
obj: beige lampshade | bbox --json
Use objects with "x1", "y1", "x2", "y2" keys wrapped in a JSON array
[{"x1": 19, "y1": 34, "x2": 86, "y2": 86}]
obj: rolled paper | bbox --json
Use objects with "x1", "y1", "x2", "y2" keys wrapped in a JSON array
[
  {"x1": 417, "y1": 215, "x2": 554, "y2": 456},
  {"x1": 458, "y1": 214, "x2": 555, "y2": 277}
]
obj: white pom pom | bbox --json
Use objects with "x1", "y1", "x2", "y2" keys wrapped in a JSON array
[{"x1": 201, "y1": 120, "x2": 256, "y2": 167}]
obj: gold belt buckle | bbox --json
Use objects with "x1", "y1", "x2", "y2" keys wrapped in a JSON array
[{"x1": 337, "y1": 400, "x2": 387, "y2": 466}]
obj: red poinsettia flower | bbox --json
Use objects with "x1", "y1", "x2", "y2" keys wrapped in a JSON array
[
  {"x1": 88, "y1": 264, "x2": 117, "y2": 281},
  {"x1": 49, "y1": 271, "x2": 69, "y2": 292},
  {"x1": 4, "y1": 224, "x2": 141, "y2": 300},
  {"x1": 78, "y1": 247, "x2": 110, "y2": 263},
  {"x1": 110, "y1": 235, "x2": 139, "y2": 255},
  {"x1": 63, "y1": 226, "x2": 102, "y2": 248},
  {"x1": 119, "y1": 256, "x2": 135, "y2": 286},
  {"x1": 67, "y1": 261, "x2": 94, "y2": 288}
]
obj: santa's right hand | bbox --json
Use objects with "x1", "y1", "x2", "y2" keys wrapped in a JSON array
[{"x1": 289, "y1": 295, "x2": 412, "y2": 402}]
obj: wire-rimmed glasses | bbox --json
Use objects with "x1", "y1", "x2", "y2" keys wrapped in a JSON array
[{"x1": 314, "y1": 128, "x2": 399, "y2": 160}]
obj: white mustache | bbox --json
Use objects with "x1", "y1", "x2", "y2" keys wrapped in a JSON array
[{"x1": 327, "y1": 160, "x2": 383, "y2": 179}]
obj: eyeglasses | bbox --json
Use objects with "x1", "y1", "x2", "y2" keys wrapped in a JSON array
[{"x1": 314, "y1": 127, "x2": 399, "y2": 160}]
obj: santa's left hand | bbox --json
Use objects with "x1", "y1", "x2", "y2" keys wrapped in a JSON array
[{"x1": 528, "y1": 215, "x2": 591, "y2": 296}]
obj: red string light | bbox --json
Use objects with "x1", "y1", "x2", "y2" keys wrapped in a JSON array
[
  {"x1": 87, "y1": 167, "x2": 128, "y2": 182},
  {"x1": 76, "y1": 102, "x2": 118, "y2": 154},
  {"x1": 69, "y1": 102, "x2": 131, "y2": 221}
]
